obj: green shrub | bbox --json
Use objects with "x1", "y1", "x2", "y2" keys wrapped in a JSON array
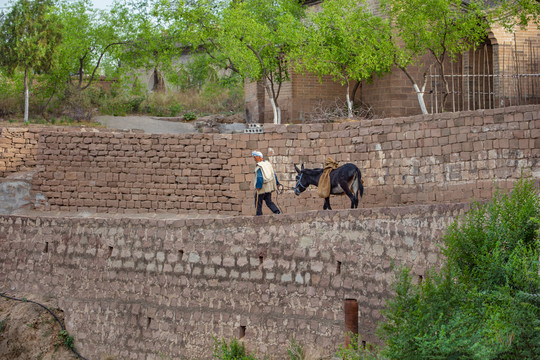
[
  {"x1": 379, "y1": 177, "x2": 540, "y2": 360},
  {"x1": 286, "y1": 337, "x2": 305, "y2": 360},
  {"x1": 169, "y1": 103, "x2": 184, "y2": 117},
  {"x1": 212, "y1": 337, "x2": 258, "y2": 360},
  {"x1": 183, "y1": 111, "x2": 197, "y2": 121},
  {"x1": 335, "y1": 333, "x2": 382, "y2": 360}
]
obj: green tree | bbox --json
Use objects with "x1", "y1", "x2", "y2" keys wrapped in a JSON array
[
  {"x1": 110, "y1": 0, "x2": 175, "y2": 90},
  {"x1": 487, "y1": 0, "x2": 540, "y2": 30},
  {"x1": 56, "y1": 0, "x2": 126, "y2": 92},
  {"x1": 157, "y1": 0, "x2": 243, "y2": 90},
  {"x1": 0, "y1": 0, "x2": 62, "y2": 122},
  {"x1": 380, "y1": 177, "x2": 540, "y2": 359},
  {"x1": 216, "y1": 0, "x2": 305, "y2": 124},
  {"x1": 380, "y1": 0, "x2": 489, "y2": 114},
  {"x1": 293, "y1": 0, "x2": 394, "y2": 119}
]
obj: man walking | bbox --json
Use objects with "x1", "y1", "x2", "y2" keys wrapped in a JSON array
[{"x1": 252, "y1": 150, "x2": 281, "y2": 216}]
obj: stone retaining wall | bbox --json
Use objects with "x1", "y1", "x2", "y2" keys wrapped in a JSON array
[
  {"x1": 0, "y1": 203, "x2": 466, "y2": 359},
  {"x1": 1, "y1": 105, "x2": 539, "y2": 215},
  {"x1": 0, "y1": 127, "x2": 40, "y2": 177}
]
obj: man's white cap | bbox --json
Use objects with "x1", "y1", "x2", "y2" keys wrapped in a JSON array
[{"x1": 252, "y1": 151, "x2": 263, "y2": 158}]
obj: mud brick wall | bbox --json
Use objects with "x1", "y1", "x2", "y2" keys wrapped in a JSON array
[
  {"x1": 245, "y1": 105, "x2": 540, "y2": 215},
  {"x1": 2, "y1": 104, "x2": 539, "y2": 215},
  {"x1": 0, "y1": 202, "x2": 466, "y2": 359},
  {"x1": 34, "y1": 131, "x2": 242, "y2": 214},
  {"x1": 0, "y1": 128, "x2": 40, "y2": 177}
]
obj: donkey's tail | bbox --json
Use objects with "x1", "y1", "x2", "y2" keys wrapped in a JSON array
[{"x1": 356, "y1": 167, "x2": 364, "y2": 198}]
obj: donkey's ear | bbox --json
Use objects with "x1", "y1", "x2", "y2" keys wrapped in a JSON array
[
  {"x1": 294, "y1": 164, "x2": 301, "y2": 173},
  {"x1": 301, "y1": 164, "x2": 304, "y2": 170}
]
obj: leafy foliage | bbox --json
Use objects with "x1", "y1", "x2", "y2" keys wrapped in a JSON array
[
  {"x1": 443, "y1": 178, "x2": 540, "y2": 292},
  {"x1": 380, "y1": 177, "x2": 540, "y2": 359},
  {"x1": 286, "y1": 337, "x2": 305, "y2": 360},
  {"x1": 487, "y1": 0, "x2": 540, "y2": 30},
  {"x1": 212, "y1": 337, "x2": 258, "y2": 360},
  {"x1": 336, "y1": 333, "x2": 382, "y2": 360},
  {"x1": 0, "y1": 0, "x2": 62, "y2": 121},
  {"x1": 0, "y1": 0, "x2": 62, "y2": 76},
  {"x1": 215, "y1": 0, "x2": 305, "y2": 124},
  {"x1": 380, "y1": 0, "x2": 490, "y2": 114},
  {"x1": 58, "y1": 329, "x2": 74, "y2": 349},
  {"x1": 293, "y1": 0, "x2": 394, "y2": 118}
]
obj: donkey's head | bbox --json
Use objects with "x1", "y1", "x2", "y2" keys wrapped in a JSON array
[{"x1": 294, "y1": 164, "x2": 308, "y2": 195}]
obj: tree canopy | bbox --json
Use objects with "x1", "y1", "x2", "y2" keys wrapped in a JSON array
[
  {"x1": 0, "y1": 0, "x2": 62, "y2": 122},
  {"x1": 215, "y1": 0, "x2": 305, "y2": 124},
  {"x1": 293, "y1": 0, "x2": 394, "y2": 118},
  {"x1": 380, "y1": 0, "x2": 490, "y2": 114}
]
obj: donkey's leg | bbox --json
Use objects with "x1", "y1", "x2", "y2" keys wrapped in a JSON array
[
  {"x1": 323, "y1": 197, "x2": 332, "y2": 210},
  {"x1": 340, "y1": 180, "x2": 358, "y2": 209}
]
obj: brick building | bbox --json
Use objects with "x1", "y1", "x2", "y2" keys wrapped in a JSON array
[{"x1": 244, "y1": 0, "x2": 540, "y2": 123}]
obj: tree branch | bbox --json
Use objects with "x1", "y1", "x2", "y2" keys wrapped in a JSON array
[{"x1": 81, "y1": 41, "x2": 126, "y2": 90}]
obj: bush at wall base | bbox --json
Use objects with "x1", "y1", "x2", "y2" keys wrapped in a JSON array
[{"x1": 379, "y1": 177, "x2": 540, "y2": 360}]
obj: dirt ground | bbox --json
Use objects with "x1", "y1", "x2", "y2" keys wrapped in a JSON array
[
  {"x1": 0, "y1": 295, "x2": 78, "y2": 360},
  {"x1": 0, "y1": 112, "x2": 246, "y2": 135}
]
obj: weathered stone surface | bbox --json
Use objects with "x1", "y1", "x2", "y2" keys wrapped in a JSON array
[
  {"x1": 0, "y1": 203, "x2": 464, "y2": 359},
  {"x1": 2, "y1": 105, "x2": 538, "y2": 215}
]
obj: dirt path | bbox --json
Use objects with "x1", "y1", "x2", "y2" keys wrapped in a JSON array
[{"x1": 96, "y1": 115, "x2": 197, "y2": 134}]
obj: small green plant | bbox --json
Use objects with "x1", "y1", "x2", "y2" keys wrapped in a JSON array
[
  {"x1": 58, "y1": 329, "x2": 74, "y2": 349},
  {"x1": 0, "y1": 317, "x2": 8, "y2": 332},
  {"x1": 286, "y1": 337, "x2": 305, "y2": 360},
  {"x1": 212, "y1": 337, "x2": 258, "y2": 360},
  {"x1": 183, "y1": 111, "x2": 197, "y2": 121},
  {"x1": 169, "y1": 103, "x2": 184, "y2": 117},
  {"x1": 335, "y1": 333, "x2": 381, "y2": 360}
]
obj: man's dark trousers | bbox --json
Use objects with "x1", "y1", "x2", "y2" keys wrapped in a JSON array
[{"x1": 254, "y1": 191, "x2": 280, "y2": 216}]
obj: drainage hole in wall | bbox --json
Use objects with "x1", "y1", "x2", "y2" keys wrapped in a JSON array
[
  {"x1": 362, "y1": 340, "x2": 367, "y2": 349},
  {"x1": 107, "y1": 246, "x2": 113, "y2": 259},
  {"x1": 336, "y1": 261, "x2": 342, "y2": 275},
  {"x1": 44, "y1": 242, "x2": 49, "y2": 253},
  {"x1": 179, "y1": 250, "x2": 184, "y2": 260},
  {"x1": 418, "y1": 275, "x2": 423, "y2": 283},
  {"x1": 259, "y1": 256, "x2": 264, "y2": 266},
  {"x1": 147, "y1": 317, "x2": 152, "y2": 329},
  {"x1": 238, "y1": 325, "x2": 246, "y2": 339}
]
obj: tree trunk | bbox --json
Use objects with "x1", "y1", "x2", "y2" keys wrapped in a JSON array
[
  {"x1": 346, "y1": 80, "x2": 353, "y2": 118},
  {"x1": 263, "y1": 79, "x2": 280, "y2": 124},
  {"x1": 399, "y1": 66, "x2": 428, "y2": 115},
  {"x1": 24, "y1": 67, "x2": 29, "y2": 123},
  {"x1": 269, "y1": 97, "x2": 280, "y2": 124},
  {"x1": 413, "y1": 83, "x2": 428, "y2": 115}
]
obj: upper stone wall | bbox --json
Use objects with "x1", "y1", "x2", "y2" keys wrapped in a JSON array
[
  {"x1": 1, "y1": 105, "x2": 539, "y2": 215},
  {"x1": 0, "y1": 127, "x2": 40, "y2": 178}
]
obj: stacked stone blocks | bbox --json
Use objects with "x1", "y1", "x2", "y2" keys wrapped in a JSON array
[
  {"x1": 1, "y1": 105, "x2": 538, "y2": 216},
  {"x1": 0, "y1": 203, "x2": 465, "y2": 359}
]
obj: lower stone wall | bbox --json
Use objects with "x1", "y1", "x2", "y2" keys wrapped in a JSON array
[{"x1": 0, "y1": 203, "x2": 467, "y2": 359}]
